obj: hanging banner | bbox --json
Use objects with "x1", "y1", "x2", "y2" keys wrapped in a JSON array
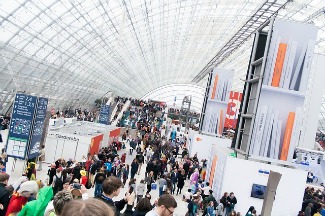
[
  {"x1": 89, "y1": 134, "x2": 104, "y2": 155},
  {"x1": 224, "y1": 91, "x2": 243, "y2": 129},
  {"x1": 28, "y1": 97, "x2": 48, "y2": 159},
  {"x1": 98, "y1": 104, "x2": 110, "y2": 125},
  {"x1": 6, "y1": 94, "x2": 37, "y2": 159}
]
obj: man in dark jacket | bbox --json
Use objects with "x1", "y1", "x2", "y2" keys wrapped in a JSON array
[
  {"x1": 96, "y1": 176, "x2": 127, "y2": 216},
  {"x1": 146, "y1": 161, "x2": 154, "y2": 179},
  {"x1": 136, "y1": 153, "x2": 144, "y2": 175},
  {"x1": 226, "y1": 192, "x2": 237, "y2": 215},
  {"x1": 0, "y1": 173, "x2": 10, "y2": 216},
  {"x1": 170, "y1": 168, "x2": 178, "y2": 195}
]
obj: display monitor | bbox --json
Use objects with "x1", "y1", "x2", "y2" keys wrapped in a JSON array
[{"x1": 251, "y1": 184, "x2": 267, "y2": 199}]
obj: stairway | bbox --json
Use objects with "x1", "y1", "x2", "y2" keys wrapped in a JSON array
[{"x1": 111, "y1": 100, "x2": 131, "y2": 126}]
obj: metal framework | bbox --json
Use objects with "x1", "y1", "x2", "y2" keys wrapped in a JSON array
[
  {"x1": 191, "y1": 0, "x2": 289, "y2": 83},
  {"x1": 1, "y1": 0, "x2": 325, "y2": 118}
]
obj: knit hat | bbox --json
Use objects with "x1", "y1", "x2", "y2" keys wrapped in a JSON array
[{"x1": 17, "y1": 181, "x2": 39, "y2": 195}]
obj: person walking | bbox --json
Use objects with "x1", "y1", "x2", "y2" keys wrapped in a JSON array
[
  {"x1": 187, "y1": 195, "x2": 200, "y2": 216},
  {"x1": 170, "y1": 168, "x2": 178, "y2": 195},
  {"x1": 37, "y1": 145, "x2": 45, "y2": 171},
  {"x1": 146, "y1": 171, "x2": 154, "y2": 193},
  {"x1": 226, "y1": 192, "x2": 237, "y2": 215},
  {"x1": 131, "y1": 159, "x2": 139, "y2": 179},
  {"x1": 176, "y1": 169, "x2": 186, "y2": 195},
  {"x1": 158, "y1": 175, "x2": 167, "y2": 197},
  {"x1": 137, "y1": 179, "x2": 146, "y2": 203},
  {"x1": 94, "y1": 168, "x2": 106, "y2": 197},
  {"x1": 0, "y1": 173, "x2": 10, "y2": 215},
  {"x1": 136, "y1": 153, "x2": 144, "y2": 175}
]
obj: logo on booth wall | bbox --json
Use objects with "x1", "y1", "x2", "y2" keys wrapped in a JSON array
[
  {"x1": 48, "y1": 133, "x2": 80, "y2": 142},
  {"x1": 196, "y1": 137, "x2": 202, "y2": 142},
  {"x1": 258, "y1": 169, "x2": 270, "y2": 176}
]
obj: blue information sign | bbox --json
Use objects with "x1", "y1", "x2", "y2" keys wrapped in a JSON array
[
  {"x1": 98, "y1": 104, "x2": 110, "y2": 125},
  {"x1": 28, "y1": 97, "x2": 48, "y2": 159},
  {"x1": 6, "y1": 94, "x2": 37, "y2": 159}
]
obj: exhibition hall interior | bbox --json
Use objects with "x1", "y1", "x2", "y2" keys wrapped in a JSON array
[{"x1": 2, "y1": 0, "x2": 325, "y2": 216}]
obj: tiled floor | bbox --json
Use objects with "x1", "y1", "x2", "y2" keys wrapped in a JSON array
[{"x1": 5, "y1": 144, "x2": 191, "y2": 216}]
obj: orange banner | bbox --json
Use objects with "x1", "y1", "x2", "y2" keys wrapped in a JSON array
[
  {"x1": 225, "y1": 91, "x2": 243, "y2": 129},
  {"x1": 89, "y1": 134, "x2": 104, "y2": 155},
  {"x1": 209, "y1": 156, "x2": 218, "y2": 186}
]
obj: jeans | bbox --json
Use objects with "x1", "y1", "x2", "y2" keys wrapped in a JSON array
[
  {"x1": 172, "y1": 182, "x2": 176, "y2": 194},
  {"x1": 138, "y1": 163, "x2": 142, "y2": 174},
  {"x1": 159, "y1": 187, "x2": 164, "y2": 197},
  {"x1": 38, "y1": 160, "x2": 42, "y2": 170},
  {"x1": 226, "y1": 206, "x2": 234, "y2": 215},
  {"x1": 94, "y1": 183, "x2": 103, "y2": 197},
  {"x1": 137, "y1": 195, "x2": 143, "y2": 203}
]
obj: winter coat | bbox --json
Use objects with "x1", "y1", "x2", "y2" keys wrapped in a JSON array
[{"x1": 18, "y1": 186, "x2": 53, "y2": 216}]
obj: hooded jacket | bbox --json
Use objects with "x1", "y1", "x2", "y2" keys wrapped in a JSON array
[{"x1": 18, "y1": 186, "x2": 53, "y2": 216}]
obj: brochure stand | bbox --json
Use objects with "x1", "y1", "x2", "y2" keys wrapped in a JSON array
[{"x1": 235, "y1": 18, "x2": 319, "y2": 162}]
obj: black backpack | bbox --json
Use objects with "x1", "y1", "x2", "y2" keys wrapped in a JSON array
[{"x1": 53, "y1": 174, "x2": 63, "y2": 194}]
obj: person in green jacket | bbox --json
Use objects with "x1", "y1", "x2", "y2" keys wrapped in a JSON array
[{"x1": 18, "y1": 186, "x2": 53, "y2": 216}]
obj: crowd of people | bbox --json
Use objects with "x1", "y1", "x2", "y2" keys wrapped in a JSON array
[
  {"x1": 119, "y1": 99, "x2": 165, "y2": 131},
  {"x1": 2, "y1": 96, "x2": 321, "y2": 216},
  {"x1": 300, "y1": 186, "x2": 325, "y2": 216},
  {"x1": 50, "y1": 109, "x2": 98, "y2": 123}
]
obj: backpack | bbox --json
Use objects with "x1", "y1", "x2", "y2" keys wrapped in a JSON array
[{"x1": 53, "y1": 175, "x2": 63, "y2": 194}]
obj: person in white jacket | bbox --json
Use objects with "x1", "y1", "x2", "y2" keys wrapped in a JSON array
[{"x1": 137, "y1": 179, "x2": 146, "y2": 203}]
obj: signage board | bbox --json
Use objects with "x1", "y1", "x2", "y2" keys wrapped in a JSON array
[
  {"x1": 98, "y1": 104, "x2": 110, "y2": 125},
  {"x1": 6, "y1": 94, "x2": 37, "y2": 159},
  {"x1": 28, "y1": 97, "x2": 48, "y2": 159}
]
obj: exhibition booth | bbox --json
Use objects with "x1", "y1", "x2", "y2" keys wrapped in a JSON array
[
  {"x1": 200, "y1": 18, "x2": 325, "y2": 215},
  {"x1": 44, "y1": 121, "x2": 121, "y2": 163},
  {"x1": 44, "y1": 130, "x2": 104, "y2": 163},
  {"x1": 206, "y1": 144, "x2": 307, "y2": 215}
]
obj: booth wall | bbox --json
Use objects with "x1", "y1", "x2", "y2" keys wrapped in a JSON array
[
  {"x1": 221, "y1": 157, "x2": 306, "y2": 215},
  {"x1": 188, "y1": 134, "x2": 215, "y2": 160},
  {"x1": 189, "y1": 135, "x2": 231, "y2": 162},
  {"x1": 209, "y1": 146, "x2": 228, "y2": 200},
  {"x1": 107, "y1": 127, "x2": 121, "y2": 146},
  {"x1": 44, "y1": 132, "x2": 92, "y2": 163}
]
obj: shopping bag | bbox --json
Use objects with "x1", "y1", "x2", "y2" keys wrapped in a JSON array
[{"x1": 151, "y1": 183, "x2": 157, "y2": 190}]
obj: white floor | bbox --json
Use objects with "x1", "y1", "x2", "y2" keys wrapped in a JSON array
[{"x1": 6, "y1": 146, "x2": 191, "y2": 216}]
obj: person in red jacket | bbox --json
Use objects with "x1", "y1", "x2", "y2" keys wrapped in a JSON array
[
  {"x1": 121, "y1": 153, "x2": 126, "y2": 164},
  {"x1": 80, "y1": 170, "x2": 88, "y2": 187},
  {"x1": 6, "y1": 181, "x2": 39, "y2": 216}
]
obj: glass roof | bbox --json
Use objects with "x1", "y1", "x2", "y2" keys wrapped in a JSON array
[
  {"x1": 0, "y1": 0, "x2": 325, "y2": 114},
  {"x1": 142, "y1": 84, "x2": 205, "y2": 112}
]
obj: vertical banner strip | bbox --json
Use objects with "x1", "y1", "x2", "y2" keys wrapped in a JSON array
[
  {"x1": 211, "y1": 74, "x2": 219, "y2": 99},
  {"x1": 28, "y1": 97, "x2": 49, "y2": 159}
]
